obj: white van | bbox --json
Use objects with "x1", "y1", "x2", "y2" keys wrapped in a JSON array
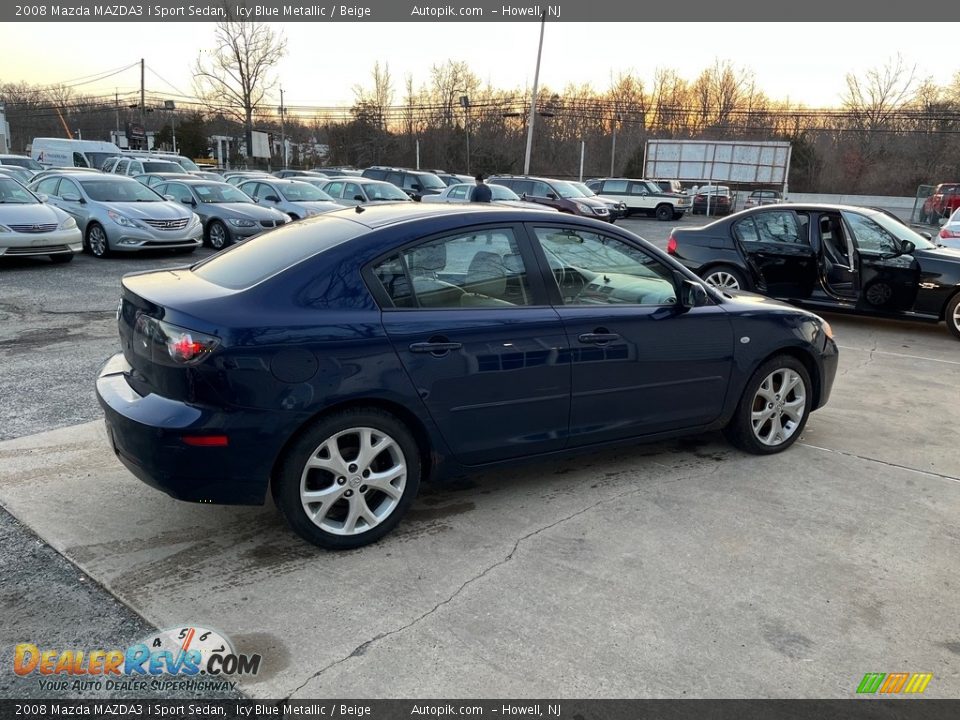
[{"x1": 31, "y1": 138, "x2": 122, "y2": 170}]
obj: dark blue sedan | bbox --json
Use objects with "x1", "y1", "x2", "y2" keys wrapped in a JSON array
[{"x1": 97, "y1": 204, "x2": 838, "y2": 549}]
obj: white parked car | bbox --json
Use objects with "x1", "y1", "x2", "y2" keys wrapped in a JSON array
[
  {"x1": 0, "y1": 176, "x2": 82, "y2": 263},
  {"x1": 938, "y1": 207, "x2": 960, "y2": 249}
]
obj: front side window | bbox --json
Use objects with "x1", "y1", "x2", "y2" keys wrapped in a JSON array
[
  {"x1": 34, "y1": 177, "x2": 61, "y2": 196},
  {"x1": 534, "y1": 227, "x2": 677, "y2": 307},
  {"x1": 280, "y1": 182, "x2": 333, "y2": 202},
  {"x1": 844, "y1": 212, "x2": 899, "y2": 254},
  {"x1": 80, "y1": 179, "x2": 162, "y2": 202},
  {"x1": 373, "y1": 228, "x2": 533, "y2": 309}
]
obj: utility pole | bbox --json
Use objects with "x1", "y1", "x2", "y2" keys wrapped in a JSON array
[
  {"x1": 140, "y1": 59, "x2": 145, "y2": 148},
  {"x1": 610, "y1": 114, "x2": 619, "y2": 177},
  {"x1": 115, "y1": 90, "x2": 119, "y2": 133},
  {"x1": 523, "y1": 12, "x2": 546, "y2": 175},
  {"x1": 279, "y1": 85, "x2": 286, "y2": 168}
]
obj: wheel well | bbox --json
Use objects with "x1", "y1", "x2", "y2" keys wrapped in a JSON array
[
  {"x1": 268, "y1": 397, "x2": 435, "y2": 502},
  {"x1": 699, "y1": 262, "x2": 748, "y2": 283},
  {"x1": 939, "y1": 289, "x2": 960, "y2": 321}
]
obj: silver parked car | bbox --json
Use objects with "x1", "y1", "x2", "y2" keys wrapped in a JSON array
[
  {"x1": 316, "y1": 177, "x2": 412, "y2": 206},
  {"x1": 420, "y1": 182, "x2": 552, "y2": 211},
  {"x1": 154, "y1": 178, "x2": 290, "y2": 250},
  {"x1": 237, "y1": 178, "x2": 341, "y2": 220},
  {"x1": 0, "y1": 166, "x2": 37, "y2": 185},
  {"x1": 0, "y1": 176, "x2": 82, "y2": 263},
  {"x1": 30, "y1": 173, "x2": 202, "y2": 258}
]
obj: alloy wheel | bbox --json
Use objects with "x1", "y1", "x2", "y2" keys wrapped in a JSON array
[
  {"x1": 705, "y1": 270, "x2": 741, "y2": 290},
  {"x1": 209, "y1": 222, "x2": 229, "y2": 250},
  {"x1": 299, "y1": 427, "x2": 406, "y2": 536},
  {"x1": 88, "y1": 225, "x2": 108, "y2": 257},
  {"x1": 750, "y1": 369, "x2": 807, "y2": 447}
]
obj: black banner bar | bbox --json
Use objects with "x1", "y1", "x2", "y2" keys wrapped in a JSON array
[
  {"x1": 2, "y1": 700, "x2": 960, "y2": 720},
  {"x1": 2, "y1": 1, "x2": 960, "y2": 22}
]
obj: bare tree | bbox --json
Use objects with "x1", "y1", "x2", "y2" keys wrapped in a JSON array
[
  {"x1": 192, "y1": 14, "x2": 287, "y2": 159},
  {"x1": 353, "y1": 62, "x2": 394, "y2": 132}
]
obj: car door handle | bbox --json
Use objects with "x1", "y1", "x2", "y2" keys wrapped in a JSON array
[
  {"x1": 409, "y1": 341, "x2": 463, "y2": 354},
  {"x1": 578, "y1": 332, "x2": 620, "y2": 344}
]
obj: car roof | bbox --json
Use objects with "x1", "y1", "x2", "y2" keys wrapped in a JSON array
[{"x1": 313, "y1": 201, "x2": 573, "y2": 231}]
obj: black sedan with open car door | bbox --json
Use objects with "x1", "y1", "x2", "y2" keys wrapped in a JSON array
[{"x1": 667, "y1": 204, "x2": 960, "y2": 339}]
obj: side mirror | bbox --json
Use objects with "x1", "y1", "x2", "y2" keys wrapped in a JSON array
[
  {"x1": 412, "y1": 184, "x2": 422, "y2": 192},
  {"x1": 61, "y1": 193, "x2": 82, "y2": 203},
  {"x1": 546, "y1": 192, "x2": 557, "y2": 200},
  {"x1": 900, "y1": 240, "x2": 916, "y2": 255},
  {"x1": 353, "y1": 195, "x2": 365, "y2": 202},
  {"x1": 36, "y1": 193, "x2": 49, "y2": 203},
  {"x1": 680, "y1": 278, "x2": 710, "y2": 308},
  {"x1": 265, "y1": 194, "x2": 280, "y2": 202},
  {"x1": 181, "y1": 197, "x2": 195, "y2": 206},
  {"x1": 163, "y1": 194, "x2": 176, "y2": 201},
  {"x1": 918, "y1": 231, "x2": 932, "y2": 241}
]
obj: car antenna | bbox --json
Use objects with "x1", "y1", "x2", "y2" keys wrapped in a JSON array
[{"x1": 355, "y1": 205, "x2": 365, "y2": 213}]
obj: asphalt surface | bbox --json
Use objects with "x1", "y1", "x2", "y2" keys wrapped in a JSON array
[{"x1": 2, "y1": 213, "x2": 959, "y2": 700}]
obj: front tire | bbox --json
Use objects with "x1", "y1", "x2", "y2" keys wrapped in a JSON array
[
  {"x1": 275, "y1": 408, "x2": 421, "y2": 550},
  {"x1": 702, "y1": 265, "x2": 748, "y2": 291},
  {"x1": 206, "y1": 220, "x2": 231, "y2": 250},
  {"x1": 724, "y1": 355, "x2": 812, "y2": 455},
  {"x1": 86, "y1": 223, "x2": 110, "y2": 258},
  {"x1": 946, "y1": 293, "x2": 960, "y2": 340}
]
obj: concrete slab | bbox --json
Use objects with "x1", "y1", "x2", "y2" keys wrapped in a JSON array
[{"x1": 2, "y1": 310, "x2": 959, "y2": 699}]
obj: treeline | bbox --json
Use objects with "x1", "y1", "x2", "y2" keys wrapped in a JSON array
[{"x1": 5, "y1": 57, "x2": 960, "y2": 194}]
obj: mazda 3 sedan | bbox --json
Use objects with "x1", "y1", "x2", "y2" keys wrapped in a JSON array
[
  {"x1": 97, "y1": 205, "x2": 838, "y2": 549},
  {"x1": 668, "y1": 203, "x2": 960, "y2": 339}
]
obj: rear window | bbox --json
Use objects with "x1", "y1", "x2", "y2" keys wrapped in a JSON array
[
  {"x1": 143, "y1": 161, "x2": 184, "y2": 173},
  {"x1": 191, "y1": 216, "x2": 363, "y2": 290}
]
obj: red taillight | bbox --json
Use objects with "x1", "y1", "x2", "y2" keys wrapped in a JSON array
[
  {"x1": 167, "y1": 334, "x2": 212, "y2": 363},
  {"x1": 182, "y1": 435, "x2": 229, "y2": 447},
  {"x1": 940, "y1": 228, "x2": 960, "y2": 239},
  {"x1": 666, "y1": 235, "x2": 677, "y2": 255}
]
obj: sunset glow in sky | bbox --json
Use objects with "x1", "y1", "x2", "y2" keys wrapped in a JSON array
[{"x1": 4, "y1": 22, "x2": 955, "y2": 110}]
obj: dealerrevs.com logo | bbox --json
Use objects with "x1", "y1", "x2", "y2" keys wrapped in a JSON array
[
  {"x1": 14, "y1": 626, "x2": 260, "y2": 693},
  {"x1": 856, "y1": 672, "x2": 933, "y2": 695}
]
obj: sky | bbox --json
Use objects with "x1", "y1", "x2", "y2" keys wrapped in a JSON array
[{"x1": 3, "y1": 22, "x2": 958, "y2": 111}]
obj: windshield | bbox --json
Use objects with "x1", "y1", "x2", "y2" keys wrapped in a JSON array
[
  {"x1": 0, "y1": 167, "x2": 34, "y2": 183},
  {"x1": 81, "y1": 178, "x2": 163, "y2": 202},
  {"x1": 489, "y1": 184, "x2": 521, "y2": 201},
  {"x1": 570, "y1": 182, "x2": 596, "y2": 197},
  {"x1": 191, "y1": 183, "x2": 252, "y2": 204},
  {"x1": 86, "y1": 152, "x2": 117, "y2": 170},
  {"x1": 552, "y1": 181, "x2": 585, "y2": 199},
  {"x1": 862, "y1": 208, "x2": 937, "y2": 250},
  {"x1": 365, "y1": 182, "x2": 410, "y2": 201},
  {"x1": 279, "y1": 182, "x2": 334, "y2": 202},
  {"x1": 417, "y1": 173, "x2": 447, "y2": 190},
  {"x1": 2, "y1": 157, "x2": 43, "y2": 171},
  {"x1": 172, "y1": 157, "x2": 200, "y2": 171},
  {"x1": 0, "y1": 177, "x2": 39, "y2": 203},
  {"x1": 142, "y1": 161, "x2": 185, "y2": 173}
]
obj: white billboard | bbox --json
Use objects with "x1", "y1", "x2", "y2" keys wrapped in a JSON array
[
  {"x1": 644, "y1": 140, "x2": 791, "y2": 186},
  {"x1": 250, "y1": 130, "x2": 271, "y2": 159}
]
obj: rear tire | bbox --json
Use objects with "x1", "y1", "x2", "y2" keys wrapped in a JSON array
[
  {"x1": 946, "y1": 293, "x2": 960, "y2": 340},
  {"x1": 655, "y1": 204, "x2": 673, "y2": 221},
  {"x1": 702, "y1": 265, "x2": 748, "y2": 291},
  {"x1": 275, "y1": 408, "x2": 421, "y2": 550},
  {"x1": 724, "y1": 355, "x2": 812, "y2": 455}
]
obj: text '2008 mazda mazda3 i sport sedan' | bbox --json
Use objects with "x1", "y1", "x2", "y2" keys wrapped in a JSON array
[{"x1": 96, "y1": 204, "x2": 838, "y2": 549}]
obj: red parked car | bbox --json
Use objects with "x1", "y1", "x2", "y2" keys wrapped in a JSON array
[{"x1": 922, "y1": 183, "x2": 960, "y2": 224}]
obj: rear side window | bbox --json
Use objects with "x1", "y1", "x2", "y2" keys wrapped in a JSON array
[
  {"x1": 192, "y1": 217, "x2": 363, "y2": 290},
  {"x1": 602, "y1": 180, "x2": 628, "y2": 193}
]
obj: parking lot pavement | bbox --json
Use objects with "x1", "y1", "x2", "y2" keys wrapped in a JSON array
[
  {"x1": 1, "y1": 309, "x2": 959, "y2": 698},
  {"x1": 2, "y1": 220, "x2": 959, "y2": 700}
]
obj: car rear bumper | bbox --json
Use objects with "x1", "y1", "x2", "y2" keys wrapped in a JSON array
[{"x1": 96, "y1": 353, "x2": 286, "y2": 505}]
